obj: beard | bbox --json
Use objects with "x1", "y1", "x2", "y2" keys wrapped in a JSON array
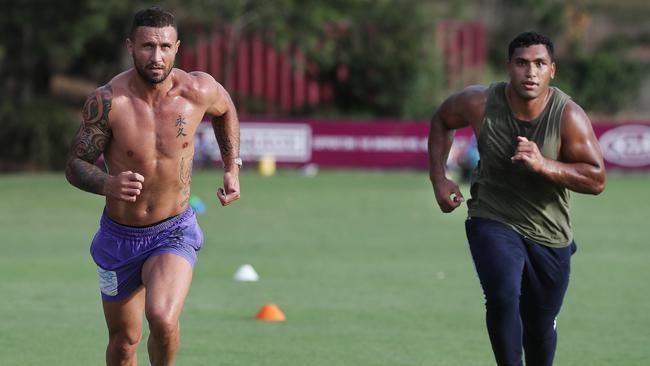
[{"x1": 134, "y1": 58, "x2": 174, "y2": 84}]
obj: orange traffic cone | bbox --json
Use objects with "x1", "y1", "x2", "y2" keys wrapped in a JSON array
[{"x1": 255, "y1": 303, "x2": 286, "y2": 321}]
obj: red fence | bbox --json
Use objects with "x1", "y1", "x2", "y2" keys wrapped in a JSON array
[
  {"x1": 180, "y1": 30, "x2": 334, "y2": 114},
  {"x1": 435, "y1": 21, "x2": 487, "y2": 89},
  {"x1": 180, "y1": 22, "x2": 487, "y2": 114}
]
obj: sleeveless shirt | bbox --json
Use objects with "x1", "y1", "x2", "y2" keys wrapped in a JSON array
[{"x1": 467, "y1": 82, "x2": 572, "y2": 247}]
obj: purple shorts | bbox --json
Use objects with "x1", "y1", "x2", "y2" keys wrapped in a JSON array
[{"x1": 90, "y1": 207, "x2": 203, "y2": 302}]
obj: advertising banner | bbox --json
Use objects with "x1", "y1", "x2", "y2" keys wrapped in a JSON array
[
  {"x1": 594, "y1": 124, "x2": 650, "y2": 169},
  {"x1": 196, "y1": 119, "x2": 650, "y2": 171}
]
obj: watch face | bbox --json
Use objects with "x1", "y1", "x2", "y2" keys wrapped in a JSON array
[{"x1": 223, "y1": 158, "x2": 242, "y2": 168}]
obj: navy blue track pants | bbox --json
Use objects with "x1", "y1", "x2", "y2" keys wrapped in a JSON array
[{"x1": 465, "y1": 217, "x2": 577, "y2": 366}]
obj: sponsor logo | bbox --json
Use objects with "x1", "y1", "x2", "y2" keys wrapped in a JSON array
[
  {"x1": 599, "y1": 125, "x2": 650, "y2": 167},
  {"x1": 196, "y1": 122, "x2": 312, "y2": 163},
  {"x1": 240, "y1": 123, "x2": 312, "y2": 162}
]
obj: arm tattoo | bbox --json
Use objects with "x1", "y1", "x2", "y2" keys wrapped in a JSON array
[
  {"x1": 65, "y1": 85, "x2": 113, "y2": 195},
  {"x1": 212, "y1": 115, "x2": 235, "y2": 159}
]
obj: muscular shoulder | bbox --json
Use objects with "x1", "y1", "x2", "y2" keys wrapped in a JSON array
[
  {"x1": 106, "y1": 69, "x2": 132, "y2": 95},
  {"x1": 561, "y1": 99, "x2": 588, "y2": 122},
  {"x1": 454, "y1": 85, "x2": 488, "y2": 113},
  {"x1": 188, "y1": 70, "x2": 220, "y2": 89},
  {"x1": 437, "y1": 85, "x2": 488, "y2": 129},
  {"x1": 160, "y1": 70, "x2": 226, "y2": 108},
  {"x1": 177, "y1": 70, "x2": 222, "y2": 103},
  {"x1": 82, "y1": 83, "x2": 114, "y2": 127},
  {"x1": 186, "y1": 71, "x2": 232, "y2": 116},
  {"x1": 560, "y1": 99, "x2": 592, "y2": 136},
  {"x1": 102, "y1": 70, "x2": 135, "y2": 107}
]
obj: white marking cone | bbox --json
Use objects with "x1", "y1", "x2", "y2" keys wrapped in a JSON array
[{"x1": 233, "y1": 264, "x2": 259, "y2": 282}]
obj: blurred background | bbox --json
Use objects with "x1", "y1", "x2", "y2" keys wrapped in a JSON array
[{"x1": 1, "y1": 0, "x2": 649, "y2": 172}]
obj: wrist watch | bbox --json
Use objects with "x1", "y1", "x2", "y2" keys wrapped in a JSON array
[{"x1": 225, "y1": 157, "x2": 242, "y2": 168}]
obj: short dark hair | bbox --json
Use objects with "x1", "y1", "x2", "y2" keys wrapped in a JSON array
[
  {"x1": 508, "y1": 32, "x2": 554, "y2": 62},
  {"x1": 130, "y1": 7, "x2": 176, "y2": 38}
]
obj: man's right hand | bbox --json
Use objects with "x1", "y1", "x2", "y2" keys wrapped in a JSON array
[
  {"x1": 432, "y1": 177, "x2": 465, "y2": 213},
  {"x1": 103, "y1": 171, "x2": 145, "y2": 202}
]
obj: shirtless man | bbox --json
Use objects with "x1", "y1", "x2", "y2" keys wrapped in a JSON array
[
  {"x1": 65, "y1": 7, "x2": 241, "y2": 365},
  {"x1": 428, "y1": 32, "x2": 605, "y2": 365}
]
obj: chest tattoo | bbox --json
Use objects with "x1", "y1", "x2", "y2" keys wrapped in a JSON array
[{"x1": 175, "y1": 115, "x2": 188, "y2": 138}]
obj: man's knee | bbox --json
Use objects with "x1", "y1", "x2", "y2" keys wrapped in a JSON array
[
  {"x1": 522, "y1": 312, "x2": 558, "y2": 340},
  {"x1": 108, "y1": 330, "x2": 142, "y2": 359},
  {"x1": 146, "y1": 307, "x2": 179, "y2": 341},
  {"x1": 483, "y1": 282, "x2": 521, "y2": 311}
]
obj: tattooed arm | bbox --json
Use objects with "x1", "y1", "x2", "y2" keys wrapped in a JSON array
[
  {"x1": 211, "y1": 82, "x2": 240, "y2": 206},
  {"x1": 196, "y1": 72, "x2": 241, "y2": 206},
  {"x1": 212, "y1": 113, "x2": 240, "y2": 170},
  {"x1": 65, "y1": 85, "x2": 144, "y2": 202},
  {"x1": 210, "y1": 88, "x2": 240, "y2": 171},
  {"x1": 65, "y1": 85, "x2": 113, "y2": 195}
]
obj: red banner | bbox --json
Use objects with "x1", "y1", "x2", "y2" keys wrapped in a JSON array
[{"x1": 195, "y1": 119, "x2": 650, "y2": 170}]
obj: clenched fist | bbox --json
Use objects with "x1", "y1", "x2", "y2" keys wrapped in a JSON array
[{"x1": 104, "y1": 171, "x2": 145, "y2": 202}]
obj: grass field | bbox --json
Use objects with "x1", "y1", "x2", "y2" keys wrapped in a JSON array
[{"x1": 0, "y1": 170, "x2": 648, "y2": 365}]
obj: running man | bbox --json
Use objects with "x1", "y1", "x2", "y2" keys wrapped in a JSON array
[
  {"x1": 428, "y1": 32, "x2": 606, "y2": 365},
  {"x1": 65, "y1": 7, "x2": 241, "y2": 365}
]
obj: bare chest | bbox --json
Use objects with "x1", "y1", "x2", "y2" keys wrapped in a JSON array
[{"x1": 109, "y1": 98, "x2": 204, "y2": 161}]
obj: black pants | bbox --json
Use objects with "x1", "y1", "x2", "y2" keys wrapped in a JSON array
[{"x1": 465, "y1": 217, "x2": 577, "y2": 366}]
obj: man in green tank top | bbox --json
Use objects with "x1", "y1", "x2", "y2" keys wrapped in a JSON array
[{"x1": 428, "y1": 32, "x2": 606, "y2": 366}]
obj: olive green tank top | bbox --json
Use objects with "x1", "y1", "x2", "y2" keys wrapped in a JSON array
[{"x1": 467, "y1": 82, "x2": 572, "y2": 247}]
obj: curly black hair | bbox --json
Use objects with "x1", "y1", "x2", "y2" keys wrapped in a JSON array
[{"x1": 508, "y1": 32, "x2": 554, "y2": 62}]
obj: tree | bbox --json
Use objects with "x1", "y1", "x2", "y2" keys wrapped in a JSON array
[
  {"x1": 0, "y1": 0, "x2": 130, "y2": 106},
  {"x1": 0, "y1": 0, "x2": 131, "y2": 170},
  {"x1": 164, "y1": 0, "x2": 440, "y2": 118},
  {"x1": 483, "y1": 0, "x2": 646, "y2": 115}
]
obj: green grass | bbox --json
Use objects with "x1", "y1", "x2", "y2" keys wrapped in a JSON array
[{"x1": 0, "y1": 170, "x2": 648, "y2": 365}]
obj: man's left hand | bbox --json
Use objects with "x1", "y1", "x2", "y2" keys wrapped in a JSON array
[{"x1": 217, "y1": 171, "x2": 240, "y2": 206}]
